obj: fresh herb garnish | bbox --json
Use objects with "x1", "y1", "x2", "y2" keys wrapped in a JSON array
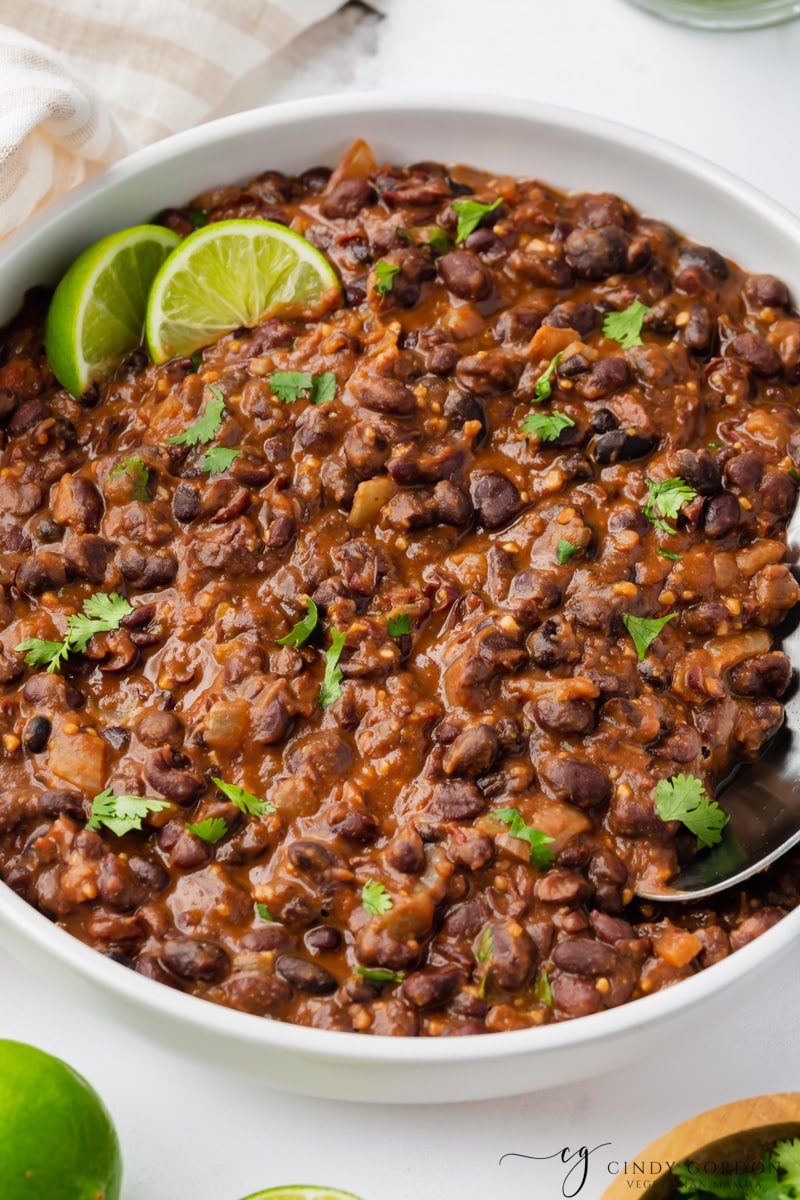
[
  {"x1": 310, "y1": 372, "x2": 337, "y2": 405},
  {"x1": 86, "y1": 790, "x2": 170, "y2": 837},
  {"x1": 186, "y1": 817, "x2": 228, "y2": 844},
  {"x1": 168, "y1": 389, "x2": 225, "y2": 446},
  {"x1": 643, "y1": 475, "x2": 698, "y2": 534},
  {"x1": 654, "y1": 773, "x2": 729, "y2": 850},
  {"x1": 602, "y1": 299, "x2": 651, "y2": 349},
  {"x1": 356, "y1": 966, "x2": 405, "y2": 983},
  {"x1": 190, "y1": 352, "x2": 202, "y2": 372},
  {"x1": 112, "y1": 455, "x2": 150, "y2": 502},
  {"x1": 707, "y1": 439, "x2": 721, "y2": 451},
  {"x1": 387, "y1": 612, "x2": 412, "y2": 638},
  {"x1": 256, "y1": 902, "x2": 274, "y2": 922},
  {"x1": 521, "y1": 409, "x2": 576, "y2": 442},
  {"x1": 276, "y1": 597, "x2": 318, "y2": 648},
  {"x1": 622, "y1": 612, "x2": 676, "y2": 660},
  {"x1": 319, "y1": 627, "x2": 347, "y2": 709},
  {"x1": 269, "y1": 371, "x2": 336, "y2": 405},
  {"x1": 397, "y1": 225, "x2": 451, "y2": 254},
  {"x1": 210, "y1": 776, "x2": 275, "y2": 817},
  {"x1": 490, "y1": 807, "x2": 555, "y2": 870},
  {"x1": 556, "y1": 539, "x2": 581, "y2": 565},
  {"x1": 672, "y1": 1135, "x2": 800, "y2": 1199},
  {"x1": 361, "y1": 878, "x2": 393, "y2": 916},
  {"x1": 790, "y1": 466, "x2": 800, "y2": 485},
  {"x1": 533, "y1": 353, "x2": 563, "y2": 402},
  {"x1": 658, "y1": 548, "x2": 683, "y2": 561},
  {"x1": 17, "y1": 591, "x2": 134, "y2": 674},
  {"x1": 374, "y1": 260, "x2": 400, "y2": 296},
  {"x1": 187, "y1": 209, "x2": 207, "y2": 228},
  {"x1": 452, "y1": 196, "x2": 502, "y2": 243},
  {"x1": 200, "y1": 446, "x2": 241, "y2": 475},
  {"x1": 535, "y1": 969, "x2": 554, "y2": 1008},
  {"x1": 476, "y1": 927, "x2": 494, "y2": 962}
]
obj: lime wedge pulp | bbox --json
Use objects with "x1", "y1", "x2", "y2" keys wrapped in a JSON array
[
  {"x1": 239, "y1": 1189, "x2": 364, "y2": 1200},
  {"x1": 44, "y1": 224, "x2": 181, "y2": 398},
  {"x1": 145, "y1": 218, "x2": 342, "y2": 364}
]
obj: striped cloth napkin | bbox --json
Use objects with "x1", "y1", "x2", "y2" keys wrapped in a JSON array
[{"x1": 0, "y1": 0, "x2": 353, "y2": 238}]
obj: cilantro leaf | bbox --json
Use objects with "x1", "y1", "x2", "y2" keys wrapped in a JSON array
[
  {"x1": 86, "y1": 789, "x2": 170, "y2": 837},
  {"x1": 521, "y1": 409, "x2": 575, "y2": 441},
  {"x1": 270, "y1": 371, "x2": 313, "y2": 403},
  {"x1": 387, "y1": 611, "x2": 412, "y2": 637},
  {"x1": 361, "y1": 878, "x2": 393, "y2": 916},
  {"x1": 602, "y1": 299, "x2": 651, "y2": 349},
  {"x1": 773, "y1": 1139, "x2": 800, "y2": 1191},
  {"x1": 622, "y1": 612, "x2": 676, "y2": 660},
  {"x1": 319, "y1": 627, "x2": 347, "y2": 709},
  {"x1": 643, "y1": 476, "x2": 698, "y2": 534},
  {"x1": 671, "y1": 1161, "x2": 773, "y2": 1199},
  {"x1": 452, "y1": 196, "x2": 502, "y2": 243},
  {"x1": 256, "y1": 902, "x2": 274, "y2": 921},
  {"x1": 309, "y1": 372, "x2": 337, "y2": 405},
  {"x1": 200, "y1": 446, "x2": 241, "y2": 475},
  {"x1": 186, "y1": 817, "x2": 228, "y2": 844},
  {"x1": 533, "y1": 353, "x2": 563, "y2": 403},
  {"x1": 210, "y1": 776, "x2": 274, "y2": 817},
  {"x1": 535, "y1": 970, "x2": 554, "y2": 1008},
  {"x1": 276, "y1": 597, "x2": 318, "y2": 648},
  {"x1": 654, "y1": 773, "x2": 729, "y2": 849},
  {"x1": 190, "y1": 353, "x2": 202, "y2": 372},
  {"x1": 168, "y1": 391, "x2": 225, "y2": 446},
  {"x1": 374, "y1": 260, "x2": 400, "y2": 296},
  {"x1": 658, "y1": 547, "x2": 682, "y2": 561},
  {"x1": 356, "y1": 966, "x2": 405, "y2": 983},
  {"x1": 397, "y1": 225, "x2": 451, "y2": 254},
  {"x1": 15, "y1": 638, "x2": 70, "y2": 673},
  {"x1": 789, "y1": 466, "x2": 800, "y2": 485},
  {"x1": 476, "y1": 927, "x2": 494, "y2": 963},
  {"x1": 112, "y1": 455, "x2": 150, "y2": 502},
  {"x1": 556, "y1": 539, "x2": 581, "y2": 565},
  {"x1": 490, "y1": 807, "x2": 555, "y2": 869},
  {"x1": 67, "y1": 592, "x2": 133, "y2": 653},
  {"x1": 187, "y1": 209, "x2": 207, "y2": 228}
]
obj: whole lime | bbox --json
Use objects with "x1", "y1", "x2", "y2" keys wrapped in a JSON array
[{"x1": 0, "y1": 1039, "x2": 122, "y2": 1200}]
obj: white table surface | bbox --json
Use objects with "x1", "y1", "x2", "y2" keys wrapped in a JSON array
[{"x1": 3, "y1": 3, "x2": 800, "y2": 1198}]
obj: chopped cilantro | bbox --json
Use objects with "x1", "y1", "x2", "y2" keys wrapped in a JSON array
[
  {"x1": 490, "y1": 807, "x2": 555, "y2": 870},
  {"x1": 256, "y1": 902, "x2": 274, "y2": 922},
  {"x1": 86, "y1": 790, "x2": 170, "y2": 837},
  {"x1": 643, "y1": 476, "x2": 698, "y2": 534},
  {"x1": 654, "y1": 773, "x2": 729, "y2": 850},
  {"x1": 186, "y1": 817, "x2": 228, "y2": 844},
  {"x1": 356, "y1": 966, "x2": 405, "y2": 983},
  {"x1": 658, "y1": 547, "x2": 682, "y2": 561},
  {"x1": 622, "y1": 612, "x2": 676, "y2": 660},
  {"x1": 210, "y1": 776, "x2": 274, "y2": 817},
  {"x1": 111, "y1": 455, "x2": 150, "y2": 502},
  {"x1": 476, "y1": 927, "x2": 494, "y2": 963},
  {"x1": 190, "y1": 352, "x2": 202, "y2": 372},
  {"x1": 452, "y1": 196, "x2": 502, "y2": 243},
  {"x1": 556, "y1": 539, "x2": 581, "y2": 565},
  {"x1": 790, "y1": 466, "x2": 800, "y2": 485},
  {"x1": 398, "y1": 225, "x2": 451, "y2": 253},
  {"x1": 533, "y1": 353, "x2": 563, "y2": 403},
  {"x1": 200, "y1": 446, "x2": 241, "y2": 475},
  {"x1": 319, "y1": 627, "x2": 347, "y2": 709},
  {"x1": 361, "y1": 878, "x2": 393, "y2": 916},
  {"x1": 17, "y1": 591, "x2": 133, "y2": 674},
  {"x1": 310, "y1": 372, "x2": 337, "y2": 405},
  {"x1": 602, "y1": 299, "x2": 651, "y2": 349},
  {"x1": 521, "y1": 409, "x2": 576, "y2": 442},
  {"x1": 276, "y1": 597, "x2": 318, "y2": 648},
  {"x1": 374, "y1": 260, "x2": 400, "y2": 296},
  {"x1": 269, "y1": 371, "x2": 313, "y2": 403},
  {"x1": 387, "y1": 611, "x2": 412, "y2": 638},
  {"x1": 15, "y1": 638, "x2": 70, "y2": 674},
  {"x1": 167, "y1": 390, "x2": 225, "y2": 446},
  {"x1": 187, "y1": 209, "x2": 207, "y2": 228},
  {"x1": 535, "y1": 970, "x2": 554, "y2": 1008}
]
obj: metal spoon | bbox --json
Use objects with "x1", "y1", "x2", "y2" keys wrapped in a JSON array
[{"x1": 636, "y1": 505, "x2": 800, "y2": 902}]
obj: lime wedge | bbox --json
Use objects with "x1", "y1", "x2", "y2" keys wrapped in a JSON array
[
  {"x1": 145, "y1": 219, "x2": 342, "y2": 364},
  {"x1": 239, "y1": 1189, "x2": 363, "y2": 1200},
  {"x1": 44, "y1": 224, "x2": 181, "y2": 398}
]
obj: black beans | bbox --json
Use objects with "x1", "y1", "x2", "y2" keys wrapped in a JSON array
[
  {"x1": 674, "y1": 448, "x2": 721, "y2": 495},
  {"x1": 442, "y1": 725, "x2": 499, "y2": 779},
  {"x1": 471, "y1": 471, "x2": 522, "y2": 528},
  {"x1": 385, "y1": 827, "x2": 426, "y2": 875},
  {"x1": 402, "y1": 964, "x2": 462, "y2": 1008},
  {"x1": 438, "y1": 250, "x2": 493, "y2": 301},
  {"x1": 428, "y1": 781, "x2": 486, "y2": 821},
  {"x1": 702, "y1": 492, "x2": 741, "y2": 538},
  {"x1": 533, "y1": 696, "x2": 594, "y2": 735},
  {"x1": 275, "y1": 953, "x2": 337, "y2": 995},
  {"x1": 161, "y1": 936, "x2": 229, "y2": 982},
  {"x1": 15, "y1": 552, "x2": 68, "y2": 596},
  {"x1": 728, "y1": 651, "x2": 793, "y2": 698},
  {"x1": 538, "y1": 758, "x2": 611, "y2": 808},
  {"x1": 456, "y1": 351, "x2": 523, "y2": 397},
  {"x1": 573, "y1": 357, "x2": 629, "y2": 399},
  {"x1": 552, "y1": 937, "x2": 617, "y2": 976},
  {"x1": 593, "y1": 429, "x2": 657, "y2": 464},
  {"x1": 488, "y1": 919, "x2": 535, "y2": 990},
  {"x1": 135, "y1": 711, "x2": 184, "y2": 749},
  {"x1": 305, "y1": 926, "x2": 342, "y2": 953},
  {"x1": 677, "y1": 242, "x2": 729, "y2": 280},
  {"x1": 350, "y1": 374, "x2": 416, "y2": 415},
  {"x1": 731, "y1": 332, "x2": 781, "y2": 377},
  {"x1": 23, "y1": 716, "x2": 51, "y2": 753},
  {"x1": 565, "y1": 226, "x2": 629, "y2": 279},
  {"x1": 744, "y1": 274, "x2": 789, "y2": 308},
  {"x1": 320, "y1": 178, "x2": 376, "y2": 219},
  {"x1": 145, "y1": 746, "x2": 204, "y2": 804},
  {"x1": 221, "y1": 975, "x2": 293, "y2": 1015}
]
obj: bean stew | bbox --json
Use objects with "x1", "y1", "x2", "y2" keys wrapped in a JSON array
[{"x1": 1, "y1": 140, "x2": 799, "y2": 1035}]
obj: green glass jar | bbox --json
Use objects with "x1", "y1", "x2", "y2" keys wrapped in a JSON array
[{"x1": 629, "y1": 0, "x2": 800, "y2": 28}]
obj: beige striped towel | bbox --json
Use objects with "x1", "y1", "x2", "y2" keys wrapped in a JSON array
[{"x1": 0, "y1": 0, "x2": 354, "y2": 238}]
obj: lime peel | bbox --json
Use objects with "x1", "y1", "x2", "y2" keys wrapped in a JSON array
[
  {"x1": 238, "y1": 1189, "x2": 364, "y2": 1200},
  {"x1": 145, "y1": 218, "x2": 342, "y2": 364}
]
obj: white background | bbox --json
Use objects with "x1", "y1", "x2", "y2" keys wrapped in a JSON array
[{"x1": 2, "y1": 3, "x2": 800, "y2": 1198}]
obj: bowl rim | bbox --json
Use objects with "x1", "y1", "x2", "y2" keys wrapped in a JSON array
[{"x1": 2, "y1": 89, "x2": 799, "y2": 1068}]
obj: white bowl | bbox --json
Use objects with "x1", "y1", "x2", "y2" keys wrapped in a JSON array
[{"x1": 1, "y1": 92, "x2": 799, "y2": 1104}]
